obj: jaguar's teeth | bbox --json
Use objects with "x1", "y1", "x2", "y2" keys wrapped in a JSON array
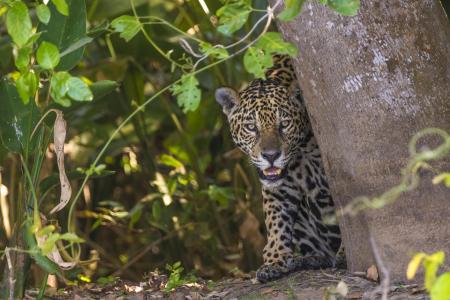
[{"x1": 263, "y1": 167, "x2": 282, "y2": 176}]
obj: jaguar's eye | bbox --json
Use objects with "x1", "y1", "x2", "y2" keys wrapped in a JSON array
[
  {"x1": 280, "y1": 120, "x2": 290, "y2": 129},
  {"x1": 244, "y1": 123, "x2": 257, "y2": 132}
]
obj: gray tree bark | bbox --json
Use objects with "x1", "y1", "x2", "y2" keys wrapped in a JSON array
[{"x1": 273, "y1": 0, "x2": 450, "y2": 281}]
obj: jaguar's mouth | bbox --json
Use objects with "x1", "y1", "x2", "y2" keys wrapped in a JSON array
[{"x1": 257, "y1": 166, "x2": 287, "y2": 182}]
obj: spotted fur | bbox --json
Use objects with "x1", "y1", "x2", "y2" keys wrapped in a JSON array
[{"x1": 216, "y1": 55, "x2": 342, "y2": 282}]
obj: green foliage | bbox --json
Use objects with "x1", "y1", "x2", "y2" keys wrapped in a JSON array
[
  {"x1": 38, "y1": 0, "x2": 87, "y2": 71},
  {"x1": 324, "y1": 0, "x2": 360, "y2": 16},
  {"x1": 170, "y1": 74, "x2": 202, "y2": 112},
  {"x1": 0, "y1": 0, "x2": 377, "y2": 295},
  {"x1": 199, "y1": 42, "x2": 229, "y2": 60},
  {"x1": 0, "y1": 79, "x2": 40, "y2": 154},
  {"x1": 407, "y1": 251, "x2": 450, "y2": 300},
  {"x1": 244, "y1": 32, "x2": 298, "y2": 78},
  {"x1": 36, "y1": 4, "x2": 51, "y2": 24},
  {"x1": 164, "y1": 261, "x2": 196, "y2": 292},
  {"x1": 37, "y1": 41, "x2": 61, "y2": 70},
  {"x1": 51, "y1": 0, "x2": 69, "y2": 16},
  {"x1": 111, "y1": 15, "x2": 141, "y2": 42},
  {"x1": 432, "y1": 172, "x2": 450, "y2": 187},
  {"x1": 6, "y1": 1, "x2": 32, "y2": 47},
  {"x1": 244, "y1": 46, "x2": 273, "y2": 79},
  {"x1": 66, "y1": 77, "x2": 93, "y2": 101},
  {"x1": 216, "y1": 0, "x2": 251, "y2": 35},
  {"x1": 16, "y1": 71, "x2": 37, "y2": 104},
  {"x1": 278, "y1": 0, "x2": 305, "y2": 21}
]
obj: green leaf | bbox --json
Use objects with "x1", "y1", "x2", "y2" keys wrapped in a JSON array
[
  {"x1": 216, "y1": 1, "x2": 251, "y2": 35},
  {"x1": 36, "y1": 4, "x2": 51, "y2": 24},
  {"x1": 278, "y1": 0, "x2": 305, "y2": 21},
  {"x1": 15, "y1": 45, "x2": 33, "y2": 72},
  {"x1": 90, "y1": 80, "x2": 118, "y2": 100},
  {"x1": 16, "y1": 71, "x2": 38, "y2": 104},
  {"x1": 111, "y1": 15, "x2": 140, "y2": 42},
  {"x1": 431, "y1": 273, "x2": 450, "y2": 300},
  {"x1": 170, "y1": 74, "x2": 201, "y2": 113},
  {"x1": 424, "y1": 252, "x2": 445, "y2": 291},
  {"x1": 67, "y1": 77, "x2": 93, "y2": 101},
  {"x1": 152, "y1": 201, "x2": 162, "y2": 221},
  {"x1": 37, "y1": 41, "x2": 60, "y2": 69},
  {"x1": 256, "y1": 32, "x2": 298, "y2": 57},
  {"x1": 327, "y1": 0, "x2": 360, "y2": 16},
  {"x1": 60, "y1": 36, "x2": 93, "y2": 58},
  {"x1": 159, "y1": 154, "x2": 184, "y2": 170},
  {"x1": 207, "y1": 185, "x2": 233, "y2": 208},
  {"x1": 38, "y1": 0, "x2": 87, "y2": 71},
  {"x1": 243, "y1": 46, "x2": 273, "y2": 78},
  {"x1": 0, "y1": 78, "x2": 40, "y2": 154},
  {"x1": 36, "y1": 225, "x2": 56, "y2": 237},
  {"x1": 50, "y1": 71, "x2": 71, "y2": 105},
  {"x1": 40, "y1": 233, "x2": 60, "y2": 255},
  {"x1": 432, "y1": 173, "x2": 450, "y2": 188},
  {"x1": 6, "y1": 1, "x2": 33, "y2": 47},
  {"x1": 199, "y1": 42, "x2": 229, "y2": 59},
  {"x1": 59, "y1": 232, "x2": 84, "y2": 242},
  {"x1": 50, "y1": 0, "x2": 68, "y2": 16}
]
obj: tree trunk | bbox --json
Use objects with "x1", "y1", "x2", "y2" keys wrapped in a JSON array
[{"x1": 274, "y1": 0, "x2": 450, "y2": 281}]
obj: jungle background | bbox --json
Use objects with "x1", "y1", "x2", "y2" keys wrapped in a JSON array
[{"x1": 0, "y1": 0, "x2": 449, "y2": 298}]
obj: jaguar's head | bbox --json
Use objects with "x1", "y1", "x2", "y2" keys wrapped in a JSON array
[{"x1": 216, "y1": 79, "x2": 309, "y2": 188}]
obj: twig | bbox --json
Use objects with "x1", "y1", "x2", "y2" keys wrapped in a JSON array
[
  {"x1": 5, "y1": 248, "x2": 16, "y2": 300},
  {"x1": 369, "y1": 235, "x2": 390, "y2": 300}
]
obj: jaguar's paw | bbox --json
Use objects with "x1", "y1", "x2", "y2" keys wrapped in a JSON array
[{"x1": 256, "y1": 262, "x2": 290, "y2": 283}]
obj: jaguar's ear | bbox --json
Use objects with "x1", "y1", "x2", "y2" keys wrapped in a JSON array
[{"x1": 215, "y1": 87, "x2": 239, "y2": 116}]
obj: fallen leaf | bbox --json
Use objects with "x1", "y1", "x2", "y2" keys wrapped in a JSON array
[
  {"x1": 366, "y1": 264, "x2": 379, "y2": 281},
  {"x1": 49, "y1": 110, "x2": 72, "y2": 214}
]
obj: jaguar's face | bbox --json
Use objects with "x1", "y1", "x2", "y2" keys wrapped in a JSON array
[{"x1": 216, "y1": 81, "x2": 308, "y2": 187}]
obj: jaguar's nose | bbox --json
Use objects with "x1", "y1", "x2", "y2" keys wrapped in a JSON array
[{"x1": 261, "y1": 150, "x2": 281, "y2": 164}]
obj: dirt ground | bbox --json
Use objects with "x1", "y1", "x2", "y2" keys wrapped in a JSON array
[{"x1": 25, "y1": 268, "x2": 428, "y2": 300}]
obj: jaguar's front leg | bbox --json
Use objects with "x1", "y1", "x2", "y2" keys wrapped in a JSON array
[{"x1": 256, "y1": 189, "x2": 296, "y2": 283}]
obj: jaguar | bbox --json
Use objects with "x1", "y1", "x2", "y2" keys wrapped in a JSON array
[{"x1": 215, "y1": 55, "x2": 342, "y2": 283}]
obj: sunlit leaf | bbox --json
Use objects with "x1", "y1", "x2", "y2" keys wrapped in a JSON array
[
  {"x1": 36, "y1": 4, "x2": 51, "y2": 24},
  {"x1": 199, "y1": 42, "x2": 229, "y2": 59},
  {"x1": 51, "y1": 0, "x2": 68, "y2": 16},
  {"x1": 424, "y1": 252, "x2": 445, "y2": 291},
  {"x1": 67, "y1": 77, "x2": 93, "y2": 101},
  {"x1": 216, "y1": 1, "x2": 251, "y2": 35},
  {"x1": 36, "y1": 225, "x2": 56, "y2": 237},
  {"x1": 59, "y1": 232, "x2": 84, "y2": 242},
  {"x1": 256, "y1": 32, "x2": 298, "y2": 57},
  {"x1": 327, "y1": 0, "x2": 360, "y2": 16},
  {"x1": 16, "y1": 71, "x2": 38, "y2": 104},
  {"x1": 50, "y1": 71, "x2": 71, "y2": 106},
  {"x1": 170, "y1": 74, "x2": 201, "y2": 112},
  {"x1": 243, "y1": 46, "x2": 273, "y2": 79},
  {"x1": 40, "y1": 233, "x2": 60, "y2": 255},
  {"x1": 6, "y1": 1, "x2": 32, "y2": 47},
  {"x1": 407, "y1": 253, "x2": 426, "y2": 280},
  {"x1": 430, "y1": 273, "x2": 450, "y2": 300},
  {"x1": 15, "y1": 45, "x2": 32, "y2": 71},
  {"x1": 37, "y1": 41, "x2": 60, "y2": 69},
  {"x1": 432, "y1": 173, "x2": 450, "y2": 188},
  {"x1": 278, "y1": 0, "x2": 305, "y2": 21},
  {"x1": 111, "y1": 15, "x2": 140, "y2": 42}
]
